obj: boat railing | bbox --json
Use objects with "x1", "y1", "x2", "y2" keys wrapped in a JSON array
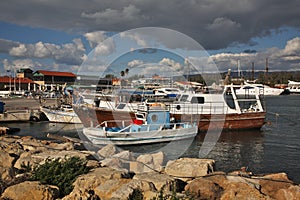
[
  {"x1": 169, "y1": 101, "x2": 228, "y2": 115},
  {"x1": 97, "y1": 119, "x2": 133, "y2": 128}
]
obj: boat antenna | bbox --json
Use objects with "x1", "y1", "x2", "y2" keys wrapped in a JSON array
[
  {"x1": 237, "y1": 59, "x2": 241, "y2": 78},
  {"x1": 251, "y1": 62, "x2": 255, "y2": 81},
  {"x1": 264, "y1": 58, "x2": 269, "y2": 84}
]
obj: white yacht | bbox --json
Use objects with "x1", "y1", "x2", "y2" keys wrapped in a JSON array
[
  {"x1": 235, "y1": 82, "x2": 284, "y2": 96},
  {"x1": 287, "y1": 80, "x2": 300, "y2": 94}
]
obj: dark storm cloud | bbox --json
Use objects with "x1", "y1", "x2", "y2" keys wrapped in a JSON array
[{"x1": 1, "y1": 0, "x2": 300, "y2": 50}]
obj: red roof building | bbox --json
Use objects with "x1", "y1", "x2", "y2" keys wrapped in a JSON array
[
  {"x1": 33, "y1": 70, "x2": 77, "y2": 86},
  {"x1": 0, "y1": 76, "x2": 38, "y2": 91}
]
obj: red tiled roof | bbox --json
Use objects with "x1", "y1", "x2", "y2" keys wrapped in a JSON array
[
  {"x1": 36, "y1": 70, "x2": 76, "y2": 77},
  {"x1": 0, "y1": 76, "x2": 36, "y2": 84}
]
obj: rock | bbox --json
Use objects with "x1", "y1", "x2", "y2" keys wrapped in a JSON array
[
  {"x1": 133, "y1": 172, "x2": 185, "y2": 192},
  {"x1": 17, "y1": 136, "x2": 47, "y2": 152},
  {"x1": 63, "y1": 167, "x2": 130, "y2": 200},
  {"x1": 0, "y1": 166, "x2": 15, "y2": 182},
  {"x1": 14, "y1": 151, "x2": 33, "y2": 170},
  {"x1": 275, "y1": 185, "x2": 300, "y2": 200},
  {"x1": 259, "y1": 173, "x2": 293, "y2": 199},
  {"x1": 94, "y1": 178, "x2": 131, "y2": 199},
  {"x1": 46, "y1": 142, "x2": 74, "y2": 151},
  {"x1": 1, "y1": 181, "x2": 59, "y2": 200},
  {"x1": 185, "y1": 177, "x2": 223, "y2": 199},
  {"x1": 86, "y1": 160, "x2": 100, "y2": 169},
  {"x1": 165, "y1": 158, "x2": 215, "y2": 179},
  {"x1": 0, "y1": 140, "x2": 24, "y2": 156},
  {"x1": 97, "y1": 144, "x2": 119, "y2": 158},
  {"x1": 100, "y1": 157, "x2": 126, "y2": 171},
  {"x1": 220, "y1": 181, "x2": 269, "y2": 200},
  {"x1": 32, "y1": 150, "x2": 93, "y2": 164},
  {"x1": 0, "y1": 150, "x2": 18, "y2": 168},
  {"x1": 110, "y1": 179, "x2": 156, "y2": 200},
  {"x1": 100, "y1": 151, "x2": 134, "y2": 171},
  {"x1": 130, "y1": 151, "x2": 165, "y2": 173}
]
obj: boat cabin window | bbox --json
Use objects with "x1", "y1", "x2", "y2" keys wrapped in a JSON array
[
  {"x1": 244, "y1": 86, "x2": 254, "y2": 89},
  {"x1": 116, "y1": 103, "x2": 126, "y2": 109},
  {"x1": 135, "y1": 113, "x2": 145, "y2": 120},
  {"x1": 179, "y1": 95, "x2": 189, "y2": 102},
  {"x1": 191, "y1": 97, "x2": 205, "y2": 104}
]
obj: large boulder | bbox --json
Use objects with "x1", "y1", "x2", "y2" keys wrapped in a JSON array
[
  {"x1": 1, "y1": 181, "x2": 59, "y2": 200},
  {"x1": 63, "y1": 167, "x2": 129, "y2": 200},
  {"x1": 97, "y1": 144, "x2": 119, "y2": 158},
  {"x1": 0, "y1": 166, "x2": 15, "y2": 182},
  {"x1": 0, "y1": 150, "x2": 17, "y2": 168},
  {"x1": 220, "y1": 181, "x2": 269, "y2": 200},
  {"x1": 94, "y1": 178, "x2": 131, "y2": 199},
  {"x1": 14, "y1": 151, "x2": 33, "y2": 170},
  {"x1": 185, "y1": 177, "x2": 223, "y2": 199},
  {"x1": 130, "y1": 151, "x2": 165, "y2": 173},
  {"x1": 100, "y1": 150, "x2": 135, "y2": 171},
  {"x1": 0, "y1": 138, "x2": 24, "y2": 156},
  {"x1": 259, "y1": 173, "x2": 294, "y2": 199},
  {"x1": 0, "y1": 150, "x2": 17, "y2": 181},
  {"x1": 165, "y1": 158, "x2": 215, "y2": 179},
  {"x1": 110, "y1": 179, "x2": 156, "y2": 200},
  {"x1": 133, "y1": 172, "x2": 185, "y2": 192},
  {"x1": 275, "y1": 185, "x2": 300, "y2": 200}
]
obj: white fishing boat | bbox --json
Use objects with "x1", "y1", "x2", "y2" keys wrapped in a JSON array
[
  {"x1": 286, "y1": 80, "x2": 300, "y2": 94},
  {"x1": 169, "y1": 84, "x2": 266, "y2": 131},
  {"x1": 40, "y1": 104, "x2": 82, "y2": 124},
  {"x1": 82, "y1": 103, "x2": 197, "y2": 145}
]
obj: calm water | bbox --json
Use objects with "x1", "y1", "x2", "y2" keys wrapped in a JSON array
[{"x1": 2, "y1": 95, "x2": 300, "y2": 183}]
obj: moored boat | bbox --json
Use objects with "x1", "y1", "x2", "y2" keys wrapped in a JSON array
[
  {"x1": 73, "y1": 84, "x2": 266, "y2": 132},
  {"x1": 286, "y1": 80, "x2": 300, "y2": 94},
  {"x1": 170, "y1": 85, "x2": 266, "y2": 131},
  {"x1": 82, "y1": 103, "x2": 197, "y2": 145},
  {"x1": 235, "y1": 82, "x2": 284, "y2": 96},
  {"x1": 40, "y1": 104, "x2": 82, "y2": 124}
]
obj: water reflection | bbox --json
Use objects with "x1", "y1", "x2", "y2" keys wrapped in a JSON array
[{"x1": 183, "y1": 130, "x2": 265, "y2": 174}]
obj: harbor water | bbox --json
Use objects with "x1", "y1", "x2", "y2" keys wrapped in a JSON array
[{"x1": 1, "y1": 95, "x2": 299, "y2": 183}]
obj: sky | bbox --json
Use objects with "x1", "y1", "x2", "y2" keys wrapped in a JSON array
[{"x1": 0, "y1": 0, "x2": 300, "y2": 78}]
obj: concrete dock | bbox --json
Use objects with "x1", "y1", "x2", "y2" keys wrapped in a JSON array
[{"x1": 0, "y1": 97, "x2": 58, "y2": 122}]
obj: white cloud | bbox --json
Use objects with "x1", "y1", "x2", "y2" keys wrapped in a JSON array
[
  {"x1": 9, "y1": 44, "x2": 27, "y2": 57},
  {"x1": 282, "y1": 37, "x2": 300, "y2": 57},
  {"x1": 7, "y1": 39, "x2": 86, "y2": 66},
  {"x1": 120, "y1": 32, "x2": 148, "y2": 47},
  {"x1": 84, "y1": 31, "x2": 107, "y2": 48},
  {"x1": 127, "y1": 59, "x2": 144, "y2": 68},
  {"x1": 33, "y1": 42, "x2": 51, "y2": 58},
  {"x1": 2, "y1": 58, "x2": 41, "y2": 71},
  {"x1": 159, "y1": 58, "x2": 182, "y2": 71},
  {"x1": 94, "y1": 38, "x2": 115, "y2": 55}
]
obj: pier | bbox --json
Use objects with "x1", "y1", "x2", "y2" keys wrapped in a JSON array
[{"x1": 0, "y1": 97, "x2": 58, "y2": 122}]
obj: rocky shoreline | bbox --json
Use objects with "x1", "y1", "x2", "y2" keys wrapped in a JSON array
[{"x1": 0, "y1": 135, "x2": 299, "y2": 200}]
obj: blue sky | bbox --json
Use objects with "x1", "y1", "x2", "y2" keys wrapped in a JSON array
[{"x1": 0, "y1": 0, "x2": 300, "y2": 76}]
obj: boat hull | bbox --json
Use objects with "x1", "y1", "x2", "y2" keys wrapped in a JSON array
[
  {"x1": 41, "y1": 107, "x2": 82, "y2": 124},
  {"x1": 74, "y1": 105, "x2": 266, "y2": 131},
  {"x1": 83, "y1": 126, "x2": 197, "y2": 145},
  {"x1": 171, "y1": 112, "x2": 266, "y2": 131}
]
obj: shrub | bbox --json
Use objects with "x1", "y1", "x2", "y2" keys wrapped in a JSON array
[{"x1": 30, "y1": 156, "x2": 90, "y2": 197}]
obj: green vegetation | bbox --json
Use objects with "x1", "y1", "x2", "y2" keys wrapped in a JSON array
[{"x1": 30, "y1": 156, "x2": 90, "y2": 197}]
